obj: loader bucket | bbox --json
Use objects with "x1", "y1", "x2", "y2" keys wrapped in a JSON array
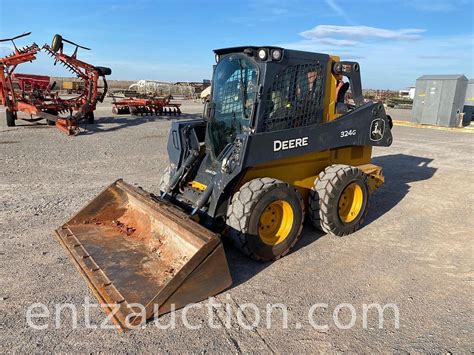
[{"x1": 54, "y1": 179, "x2": 232, "y2": 331}]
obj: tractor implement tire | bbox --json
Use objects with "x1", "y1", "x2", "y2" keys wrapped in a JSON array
[
  {"x1": 6, "y1": 110, "x2": 16, "y2": 127},
  {"x1": 85, "y1": 112, "x2": 95, "y2": 124}
]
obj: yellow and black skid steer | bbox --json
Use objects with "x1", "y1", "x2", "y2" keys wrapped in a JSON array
[{"x1": 55, "y1": 46, "x2": 393, "y2": 331}]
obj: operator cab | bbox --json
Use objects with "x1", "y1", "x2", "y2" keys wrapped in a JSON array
[{"x1": 206, "y1": 46, "x2": 334, "y2": 159}]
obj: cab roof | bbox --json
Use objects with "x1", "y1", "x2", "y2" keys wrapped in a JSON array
[{"x1": 213, "y1": 46, "x2": 331, "y2": 62}]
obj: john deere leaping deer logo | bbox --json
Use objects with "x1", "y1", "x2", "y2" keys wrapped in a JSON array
[{"x1": 370, "y1": 118, "x2": 385, "y2": 141}]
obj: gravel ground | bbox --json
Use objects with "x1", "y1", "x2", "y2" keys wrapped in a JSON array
[{"x1": 0, "y1": 99, "x2": 472, "y2": 352}]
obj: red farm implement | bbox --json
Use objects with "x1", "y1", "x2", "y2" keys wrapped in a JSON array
[
  {"x1": 0, "y1": 32, "x2": 111, "y2": 135},
  {"x1": 12, "y1": 73, "x2": 51, "y2": 93},
  {"x1": 112, "y1": 96, "x2": 181, "y2": 116}
]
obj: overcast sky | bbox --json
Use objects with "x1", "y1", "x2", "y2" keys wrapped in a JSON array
[{"x1": 0, "y1": 0, "x2": 472, "y2": 89}]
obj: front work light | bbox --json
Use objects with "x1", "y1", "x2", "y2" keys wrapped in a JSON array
[
  {"x1": 271, "y1": 49, "x2": 282, "y2": 61},
  {"x1": 258, "y1": 49, "x2": 267, "y2": 60}
]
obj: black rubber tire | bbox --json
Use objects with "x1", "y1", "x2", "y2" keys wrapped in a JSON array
[
  {"x1": 85, "y1": 112, "x2": 95, "y2": 124},
  {"x1": 51, "y1": 34, "x2": 63, "y2": 52},
  {"x1": 159, "y1": 165, "x2": 172, "y2": 193},
  {"x1": 226, "y1": 177, "x2": 304, "y2": 262},
  {"x1": 6, "y1": 110, "x2": 16, "y2": 127},
  {"x1": 308, "y1": 164, "x2": 369, "y2": 236},
  {"x1": 94, "y1": 66, "x2": 112, "y2": 76}
]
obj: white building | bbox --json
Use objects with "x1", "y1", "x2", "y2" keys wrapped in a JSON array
[{"x1": 399, "y1": 87, "x2": 416, "y2": 100}]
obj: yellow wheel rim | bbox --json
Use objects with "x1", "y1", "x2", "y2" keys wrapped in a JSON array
[
  {"x1": 338, "y1": 182, "x2": 364, "y2": 223},
  {"x1": 258, "y1": 200, "x2": 294, "y2": 245}
]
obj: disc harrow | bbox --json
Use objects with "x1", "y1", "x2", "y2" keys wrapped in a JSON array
[{"x1": 112, "y1": 97, "x2": 181, "y2": 117}]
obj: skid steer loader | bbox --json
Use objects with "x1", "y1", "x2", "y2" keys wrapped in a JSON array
[{"x1": 55, "y1": 46, "x2": 393, "y2": 331}]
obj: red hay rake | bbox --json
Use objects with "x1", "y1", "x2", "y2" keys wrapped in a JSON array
[{"x1": 0, "y1": 32, "x2": 111, "y2": 135}]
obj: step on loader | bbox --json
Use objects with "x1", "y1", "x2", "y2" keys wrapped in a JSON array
[{"x1": 55, "y1": 46, "x2": 393, "y2": 331}]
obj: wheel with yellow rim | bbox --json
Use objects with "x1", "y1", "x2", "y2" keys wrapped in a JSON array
[
  {"x1": 226, "y1": 177, "x2": 304, "y2": 261},
  {"x1": 309, "y1": 164, "x2": 369, "y2": 236}
]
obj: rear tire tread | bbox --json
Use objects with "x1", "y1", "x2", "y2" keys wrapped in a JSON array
[{"x1": 309, "y1": 164, "x2": 369, "y2": 236}]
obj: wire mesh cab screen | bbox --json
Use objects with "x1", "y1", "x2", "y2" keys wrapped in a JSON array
[{"x1": 261, "y1": 63, "x2": 324, "y2": 132}]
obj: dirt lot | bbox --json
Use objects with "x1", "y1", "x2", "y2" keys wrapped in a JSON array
[{"x1": 0, "y1": 99, "x2": 472, "y2": 352}]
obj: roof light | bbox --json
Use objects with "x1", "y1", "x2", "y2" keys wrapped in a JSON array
[
  {"x1": 271, "y1": 49, "x2": 282, "y2": 61},
  {"x1": 258, "y1": 49, "x2": 267, "y2": 60}
]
